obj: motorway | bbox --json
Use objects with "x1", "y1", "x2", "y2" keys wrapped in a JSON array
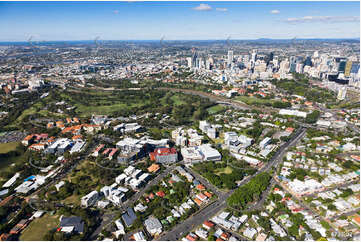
[{"x1": 157, "y1": 127, "x2": 307, "y2": 241}]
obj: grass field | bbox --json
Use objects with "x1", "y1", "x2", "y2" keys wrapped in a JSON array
[
  {"x1": 170, "y1": 94, "x2": 187, "y2": 105},
  {"x1": 234, "y1": 96, "x2": 274, "y2": 106},
  {"x1": 75, "y1": 103, "x2": 130, "y2": 116},
  {"x1": 62, "y1": 194, "x2": 81, "y2": 206},
  {"x1": 0, "y1": 142, "x2": 20, "y2": 154},
  {"x1": 207, "y1": 104, "x2": 225, "y2": 114},
  {"x1": 62, "y1": 90, "x2": 148, "y2": 117},
  {"x1": 20, "y1": 214, "x2": 60, "y2": 241},
  {"x1": 215, "y1": 166, "x2": 233, "y2": 176}
]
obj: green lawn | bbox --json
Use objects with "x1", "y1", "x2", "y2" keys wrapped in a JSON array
[
  {"x1": 75, "y1": 103, "x2": 130, "y2": 116},
  {"x1": 170, "y1": 94, "x2": 187, "y2": 105},
  {"x1": 0, "y1": 142, "x2": 20, "y2": 154},
  {"x1": 62, "y1": 194, "x2": 81, "y2": 206},
  {"x1": 234, "y1": 96, "x2": 274, "y2": 106},
  {"x1": 207, "y1": 104, "x2": 225, "y2": 114},
  {"x1": 215, "y1": 166, "x2": 233, "y2": 176},
  {"x1": 20, "y1": 214, "x2": 60, "y2": 241}
]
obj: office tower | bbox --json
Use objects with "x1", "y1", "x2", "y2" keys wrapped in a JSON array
[
  {"x1": 289, "y1": 56, "x2": 296, "y2": 64},
  {"x1": 206, "y1": 60, "x2": 211, "y2": 70},
  {"x1": 227, "y1": 50, "x2": 233, "y2": 66},
  {"x1": 196, "y1": 57, "x2": 204, "y2": 69},
  {"x1": 344, "y1": 61, "x2": 353, "y2": 77},
  {"x1": 304, "y1": 56, "x2": 312, "y2": 67},
  {"x1": 350, "y1": 63, "x2": 360, "y2": 74},
  {"x1": 186, "y1": 57, "x2": 192, "y2": 68},
  {"x1": 296, "y1": 63, "x2": 304, "y2": 73},
  {"x1": 191, "y1": 48, "x2": 197, "y2": 68},
  {"x1": 269, "y1": 52, "x2": 274, "y2": 61},
  {"x1": 313, "y1": 51, "x2": 319, "y2": 58},
  {"x1": 337, "y1": 87, "x2": 347, "y2": 100},
  {"x1": 290, "y1": 63, "x2": 296, "y2": 73},
  {"x1": 279, "y1": 60, "x2": 289, "y2": 73},
  {"x1": 267, "y1": 52, "x2": 274, "y2": 65},
  {"x1": 338, "y1": 61, "x2": 346, "y2": 73},
  {"x1": 251, "y1": 49, "x2": 257, "y2": 62}
]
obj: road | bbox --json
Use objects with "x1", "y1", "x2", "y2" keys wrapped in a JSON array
[
  {"x1": 122, "y1": 164, "x2": 177, "y2": 209},
  {"x1": 90, "y1": 212, "x2": 117, "y2": 240},
  {"x1": 315, "y1": 104, "x2": 360, "y2": 134},
  {"x1": 157, "y1": 127, "x2": 307, "y2": 241},
  {"x1": 183, "y1": 166, "x2": 225, "y2": 197},
  {"x1": 307, "y1": 180, "x2": 359, "y2": 198},
  {"x1": 90, "y1": 164, "x2": 178, "y2": 240}
]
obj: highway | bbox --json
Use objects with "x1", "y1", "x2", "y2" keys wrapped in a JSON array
[{"x1": 157, "y1": 127, "x2": 307, "y2": 241}]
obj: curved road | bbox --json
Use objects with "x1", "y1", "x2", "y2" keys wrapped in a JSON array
[{"x1": 157, "y1": 127, "x2": 306, "y2": 241}]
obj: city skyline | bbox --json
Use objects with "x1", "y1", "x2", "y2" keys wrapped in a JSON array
[{"x1": 0, "y1": 1, "x2": 360, "y2": 41}]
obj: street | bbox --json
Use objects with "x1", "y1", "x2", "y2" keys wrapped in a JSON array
[{"x1": 157, "y1": 127, "x2": 307, "y2": 241}]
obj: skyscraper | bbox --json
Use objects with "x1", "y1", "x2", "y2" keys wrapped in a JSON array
[
  {"x1": 191, "y1": 48, "x2": 197, "y2": 68},
  {"x1": 304, "y1": 56, "x2": 312, "y2": 67},
  {"x1": 344, "y1": 61, "x2": 353, "y2": 77},
  {"x1": 251, "y1": 49, "x2": 257, "y2": 63},
  {"x1": 227, "y1": 50, "x2": 233, "y2": 66}
]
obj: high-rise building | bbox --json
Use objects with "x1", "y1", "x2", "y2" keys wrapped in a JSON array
[
  {"x1": 344, "y1": 61, "x2": 353, "y2": 77},
  {"x1": 350, "y1": 63, "x2": 360, "y2": 74},
  {"x1": 337, "y1": 87, "x2": 347, "y2": 100},
  {"x1": 290, "y1": 63, "x2": 296, "y2": 73},
  {"x1": 279, "y1": 60, "x2": 290, "y2": 73},
  {"x1": 186, "y1": 57, "x2": 192, "y2": 68},
  {"x1": 196, "y1": 57, "x2": 204, "y2": 69},
  {"x1": 191, "y1": 48, "x2": 197, "y2": 68},
  {"x1": 313, "y1": 51, "x2": 319, "y2": 58},
  {"x1": 227, "y1": 50, "x2": 233, "y2": 66},
  {"x1": 269, "y1": 52, "x2": 274, "y2": 61},
  {"x1": 338, "y1": 61, "x2": 346, "y2": 73},
  {"x1": 251, "y1": 49, "x2": 257, "y2": 62},
  {"x1": 304, "y1": 56, "x2": 312, "y2": 67},
  {"x1": 296, "y1": 63, "x2": 304, "y2": 73}
]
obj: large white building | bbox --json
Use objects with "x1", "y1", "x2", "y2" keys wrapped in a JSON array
[
  {"x1": 181, "y1": 147, "x2": 203, "y2": 164},
  {"x1": 197, "y1": 144, "x2": 221, "y2": 161},
  {"x1": 81, "y1": 191, "x2": 99, "y2": 207},
  {"x1": 279, "y1": 109, "x2": 307, "y2": 118},
  {"x1": 144, "y1": 217, "x2": 163, "y2": 236}
]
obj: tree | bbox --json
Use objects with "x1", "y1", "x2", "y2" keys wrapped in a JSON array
[{"x1": 305, "y1": 111, "x2": 320, "y2": 124}]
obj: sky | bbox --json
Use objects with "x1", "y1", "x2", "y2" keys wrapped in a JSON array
[{"x1": 0, "y1": 1, "x2": 359, "y2": 41}]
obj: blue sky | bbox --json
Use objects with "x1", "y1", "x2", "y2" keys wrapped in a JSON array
[{"x1": 0, "y1": 1, "x2": 359, "y2": 41}]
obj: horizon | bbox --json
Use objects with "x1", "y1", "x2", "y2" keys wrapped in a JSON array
[
  {"x1": 0, "y1": 37, "x2": 360, "y2": 44},
  {"x1": 0, "y1": 1, "x2": 360, "y2": 41}
]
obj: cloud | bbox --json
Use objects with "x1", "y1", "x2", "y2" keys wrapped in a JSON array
[
  {"x1": 216, "y1": 8, "x2": 228, "y2": 12},
  {"x1": 285, "y1": 16, "x2": 360, "y2": 23},
  {"x1": 270, "y1": 10, "x2": 280, "y2": 14},
  {"x1": 113, "y1": 10, "x2": 119, "y2": 14},
  {"x1": 192, "y1": 4, "x2": 212, "y2": 11}
]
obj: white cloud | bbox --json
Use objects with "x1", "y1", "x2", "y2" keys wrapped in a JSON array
[
  {"x1": 270, "y1": 10, "x2": 280, "y2": 14},
  {"x1": 113, "y1": 10, "x2": 119, "y2": 14},
  {"x1": 285, "y1": 16, "x2": 360, "y2": 23},
  {"x1": 192, "y1": 4, "x2": 212, "y2": 11},
  {"x1": 216, "y1": 8, "x2": 228, "y2": 12}
]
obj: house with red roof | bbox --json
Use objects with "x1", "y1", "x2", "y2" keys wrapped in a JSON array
[
  {"x1": 156, "y1": 191, "x2": 165, "y2": 198},
  {"x1": 196, "y1": 184, "x2": 205, "y2": 191},
  {"x1": 202, "y1": 221, "x2": 215, "y2": 230}
]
